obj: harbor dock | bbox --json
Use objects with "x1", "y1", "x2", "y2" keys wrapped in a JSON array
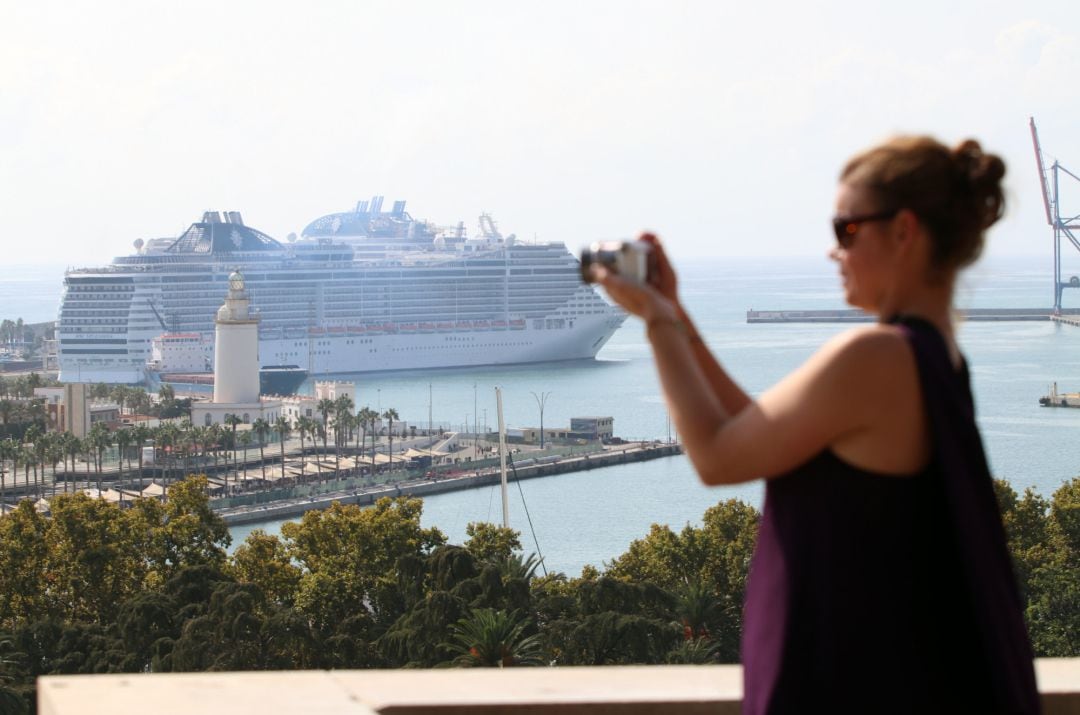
[{"x1": 216, "y1": 442, "x2": 682, "y2": 525}]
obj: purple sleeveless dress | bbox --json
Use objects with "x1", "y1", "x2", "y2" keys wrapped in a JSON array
[{"x1": 741, "y1": 316, "x2": 1039, "y2": 714}]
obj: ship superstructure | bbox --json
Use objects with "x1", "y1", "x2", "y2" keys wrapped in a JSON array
[{"x1": 57, "y1": 200, "x2": 626, "y2": 384}]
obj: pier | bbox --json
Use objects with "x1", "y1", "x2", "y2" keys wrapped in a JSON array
[
  {"x1": 747, "y1": 307, "x2": 1080, "y2": 324},
  {"x1": 216, "y1": 442, "x2": 682, "y2": 525}
]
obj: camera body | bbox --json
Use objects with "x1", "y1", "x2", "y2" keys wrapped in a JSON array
[{"x1": 580, "y1": 240, "x2": 654, "y2": 285}]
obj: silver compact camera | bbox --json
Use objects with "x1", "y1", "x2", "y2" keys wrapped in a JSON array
[{"x1": 580, "y1": 240, "x2": 655, "y2": 285}]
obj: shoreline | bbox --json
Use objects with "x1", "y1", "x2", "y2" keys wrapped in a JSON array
[{"x1": 217, "y1": 442, "x2": 682, "y2": 525}]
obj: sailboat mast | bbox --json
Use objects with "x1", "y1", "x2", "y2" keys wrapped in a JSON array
[{"x1": 495, "y1": 386, "x2": 510, "y2": 528}]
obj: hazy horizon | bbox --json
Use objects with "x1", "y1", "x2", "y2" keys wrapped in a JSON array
[{"x1": 2, "y1": 1, "x2": 1079, "y2": 266}]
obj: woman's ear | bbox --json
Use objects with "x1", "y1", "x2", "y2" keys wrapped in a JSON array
[
  {"x1": 891, "y1": 209, "x2": 924, "y2": 253},
  {"x1": 894, "y1": 208, "x2": 933, "y2": 268}
]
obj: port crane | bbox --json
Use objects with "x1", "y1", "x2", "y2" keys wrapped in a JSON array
[{"x1": 1031, "y1": 117, "x2": 1080, "y2": 311}]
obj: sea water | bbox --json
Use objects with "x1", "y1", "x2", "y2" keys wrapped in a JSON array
[{"x1": 9, "y1": 256, "x2": 1080, "y2": 576}]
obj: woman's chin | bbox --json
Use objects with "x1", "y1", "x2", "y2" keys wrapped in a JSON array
[{"x1": 842, "y1": 286, "x2": 859, "y2": 307}]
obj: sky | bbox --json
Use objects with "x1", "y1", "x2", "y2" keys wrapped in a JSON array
[{"x1": 2, "y1": 0, "x2": 1080, "y2": 266}]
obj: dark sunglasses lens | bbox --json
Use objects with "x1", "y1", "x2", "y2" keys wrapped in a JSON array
[{"x1": 832, "y1": 220, "x2": 855, "y2": 248}]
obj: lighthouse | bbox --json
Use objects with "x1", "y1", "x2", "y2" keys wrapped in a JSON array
[
  {"x1": 213, "y1": 270, "x2": 260, "y2": 404},
  {"x1": 190, "y1": 270, "x2": 280, "y2": 429}
]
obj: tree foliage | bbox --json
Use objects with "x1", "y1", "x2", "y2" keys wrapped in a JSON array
[{"x1": 0, "y1": 474, "x2": 1074, "y2": 713}]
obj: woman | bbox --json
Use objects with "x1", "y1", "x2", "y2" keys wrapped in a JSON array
[{"x1": 594, "y1": 136, "x2": 1039, "y2": 713}]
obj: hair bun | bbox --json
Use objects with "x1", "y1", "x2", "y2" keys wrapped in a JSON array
[{"x1": 953, "y1": 139, "x2": 1006, "y2": 229}]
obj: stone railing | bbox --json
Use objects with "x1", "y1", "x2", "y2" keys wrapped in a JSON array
[{"x1": 39, "y1": 659, "x2": 1080, "y2": 714}]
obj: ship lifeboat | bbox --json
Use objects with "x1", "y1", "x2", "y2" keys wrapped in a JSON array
[
  {"x1": 419, "y1": 322, "x2": 436, "y2": 332},
  {"x1": 493, "y1": 320, "x2": 508, "y2": 330},
  {"x1": 400, "y1": 323, "x2": 418, "y2": 332},
  {"x1": 437, "y1": 322, "x2": 453, "y2": 332},
  {"x1": 347, "y1": 325, "x2": 366, "y2": 335},
  {"x1": 455, "y1": 320, "x2": 471, "y2": 330},
  {"x1": 475, "y1": 320, "x2": 491, "y2": 331},
  {"x1": 328, "y1": 326, "x2": 348, "y2": 335},
  {"x1": 308, "y1": 327, "x2": 327, "y2": 337},
  {"x1": 509, "y1": 318, "x2": 526, "y2": 330}
]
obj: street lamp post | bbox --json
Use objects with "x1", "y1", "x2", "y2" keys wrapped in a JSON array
[{"x1": 530, "y1": 391, "x2": 551, "y2": 450}]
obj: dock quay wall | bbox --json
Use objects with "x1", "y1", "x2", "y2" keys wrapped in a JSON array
[
  {"x1": 747, "y1": 307, "x2": 1080, "y2": 323},
  {"x1": 217, "y1": 443, "x2": 683, "y2": 526}
]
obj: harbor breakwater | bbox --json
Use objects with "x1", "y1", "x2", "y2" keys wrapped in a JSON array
[
  {"x1": 746, "y1": 307, "x2": 1080, "y2": 323},
  {"x1": 217, "y1": 442, "x2": 682, "y2": 525}
]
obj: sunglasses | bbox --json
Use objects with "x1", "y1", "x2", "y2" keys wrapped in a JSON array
[{"x1": 831, "y1": 209, "x2": 900, "y2": 249}]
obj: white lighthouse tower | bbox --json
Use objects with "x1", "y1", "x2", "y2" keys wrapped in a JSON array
[
  {"x1": 214, "y1": 270, "x2": 260, "y2": 403},
  {"x1": 190, "y1": 270, "x2": 280, "y2": 429}
]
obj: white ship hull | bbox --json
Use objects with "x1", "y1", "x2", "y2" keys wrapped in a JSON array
[
  {"x1": 269, "y1": 314, "x2": 623, "y2": 375},
  {"x1": 61, "y1": 316, "x2": 623, "y2": 384}
]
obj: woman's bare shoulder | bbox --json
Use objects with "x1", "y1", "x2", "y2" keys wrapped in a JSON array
[{"x1": 812, "y1": 324, "x2": 914, "y2": 377}]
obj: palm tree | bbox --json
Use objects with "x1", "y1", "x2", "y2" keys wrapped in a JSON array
[
  {"x1": 45, "y1": 437, "x2": 63, "y2": 499},
  {"x1": 24, "y1": 398, "x2": 47, "y2": 430},
  {"x1": 0, "y1": 438, "x2": 14, "y2": 504},
  {"x1": 252, "y1": 418, "x2": 271, "y2": 486},
  {"x1": 237, "y1": 430, "x2": 252, "y2": 489},
  {"x1": 156, "y1": 422, "x2": 182, "y2": 489},
  {"x1": 666, "y1": 637, "x2": 721, "y2": 665},
  {"x1": 115, "y1": 428, "x2": 132, "y2": 488},
  {"x1": 296, "y1": 415, "x2": 313, "y2": 479},
  {"x1": 312, "y1": 422, "x2": 326, "y2": 480},
  {"x1": 357, "y1": 407, "x2": 378, "y2": 475},
  {"x1": 316, "y1": 398, "x2": 334, "y2": 460},
  {"x1": 23, "y1": 424, "x2": 42, "y2": 498},
  {"x1": 0, "y1": 399, "x2": 15, "y2": 427},
  {"x1": 189, "y1": 425, "x2": 208, "y2": 471},
  {"x1": 63, "y1": 433, "x2": 82, "y2": 495},
  {"x1": 383, "y1": 408, "x2": 399, "y2": 474},
  {"x1": 673, "y1": 577, "x2": 722, "y2": 642},
  {"x1": 206, "y1": 423, "x2": 224, "y2": 473},
  {"x1": 32, "y1": 431, "x2": 53, "y2": 500},
  {"x1": 332, "y1": 396, "x2": 353, "y2": 473},
  {"x1": 87, "y1": 422, "x2": 111, "y2": 492},
  {"x1": 109, "y1": 385, "x2": 129, "y2": 416},
  {"x1": 224, "y1": 414, "x2": 243, "y2": 493},
  {"x1": 443, "y1": 608, "x2": 545, "y2": 668},
  {"x1": 498, "y1": 552, "x2": 544, "y2": 582},
  {"x1": 273, "y1": 416, "x2": 291, "y2": 488},
  {"x1": 131, "y1": 424, "x2": 151, "y2": 494},
  {"x1": 14, "y1": 443, "x2": 29, "y2": 495},
  {"x1": 358, "y1": 408, "x2": 371, "y2": 453}
]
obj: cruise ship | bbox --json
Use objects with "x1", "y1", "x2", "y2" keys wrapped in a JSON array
[{"x1": 57, "y1": 199, "x2": 626, "y2": 384}]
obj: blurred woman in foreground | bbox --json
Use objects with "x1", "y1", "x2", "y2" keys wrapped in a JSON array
[{"x1": 593, "y1": 137, "x2": 1039, "y2": 714}]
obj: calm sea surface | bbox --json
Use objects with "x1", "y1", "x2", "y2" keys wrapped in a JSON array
[{"x1": 7, "y1": 255, "x2": 1079, "y2": 576}]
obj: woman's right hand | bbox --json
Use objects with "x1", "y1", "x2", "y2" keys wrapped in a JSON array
[{"x1": 590, "y1": 232, "x2": 684, "y2": 326}]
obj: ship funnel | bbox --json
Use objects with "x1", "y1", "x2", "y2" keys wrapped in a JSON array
[
  {"x1": 356, "y1": 199, "x2": 369, "y2": 214},
  {"x1": 202, "y1": 211, "x2": 223, "y2": 224},
  {"x1": 370, "y1": 195, "x2": 384, "y2": 215},
  {"x1": 391, "y1": 200, "x2": 406, "y2": 216},
  {"x1": 226, "y1": 211, "x2": 244, "y2": 225}
]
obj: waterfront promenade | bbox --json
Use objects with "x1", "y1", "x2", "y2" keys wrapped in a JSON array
[
  {"x1": 216, "y1": 441, "x2": 682, "y2": 525},
  {"x1": 0, "y1": 431, "x2": 681, "y2": 525}
]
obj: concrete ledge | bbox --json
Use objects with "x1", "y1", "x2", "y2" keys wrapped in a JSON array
[{"x1": 37, "y1": 659, "x2": 1079, "y2": 715}]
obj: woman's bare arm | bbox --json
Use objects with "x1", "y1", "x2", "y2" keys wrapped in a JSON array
[
  {"x1": 637, "y1": 235, "x2": 751, "y2": 415},
  {"x1": 598, "y1": 266, "x2": 924, "y2": 485},
  {"x1": 672, "y1": 305, "x2": 752, "y2": 415}
]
